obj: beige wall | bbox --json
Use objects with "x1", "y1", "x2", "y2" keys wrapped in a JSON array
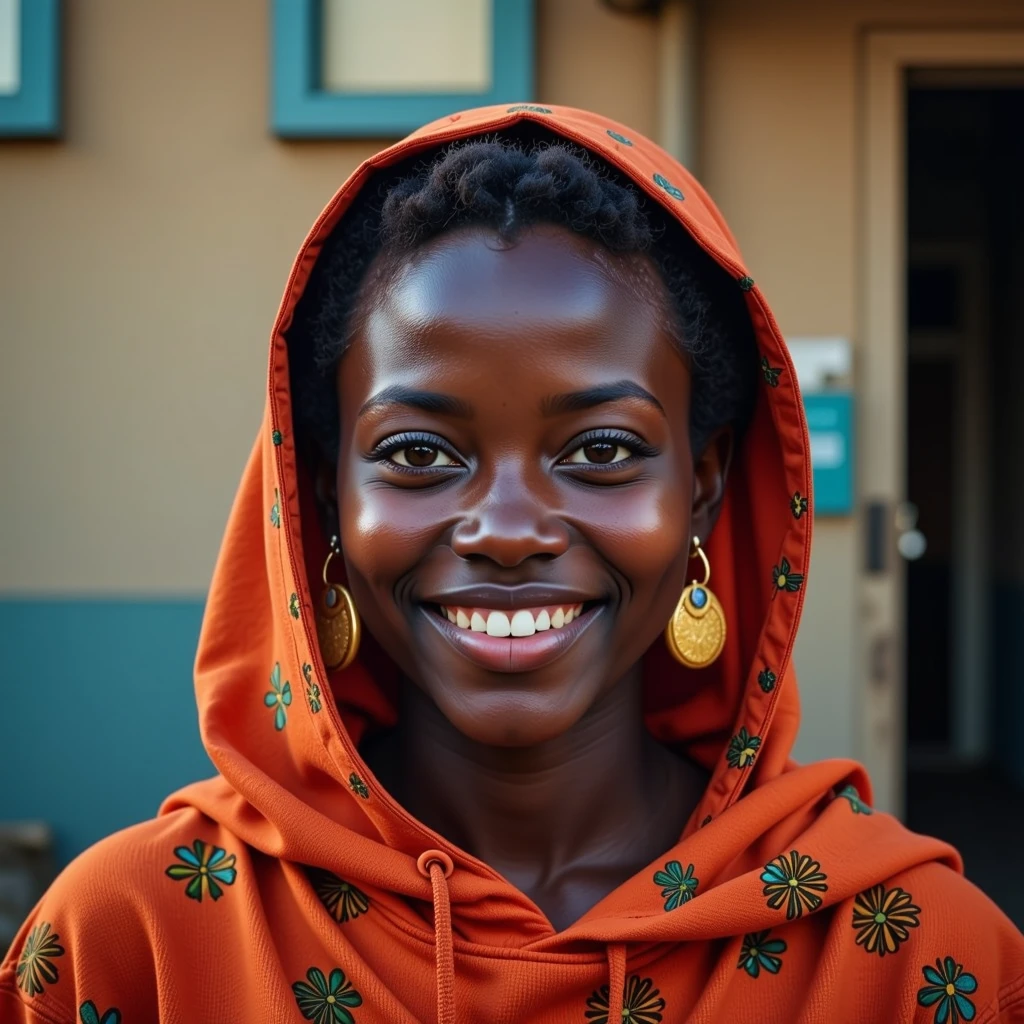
[{"x1": 0, "y1": 0, "x2": 660, "y2": 595}]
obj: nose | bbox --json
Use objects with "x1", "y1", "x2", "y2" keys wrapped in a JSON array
[{"x1": 450, "y1": 470, "x2": 570, "y2": 567}]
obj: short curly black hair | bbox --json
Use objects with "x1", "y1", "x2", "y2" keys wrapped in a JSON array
[{"x1": 288, "y1": 132, "x2": 758, "y2": 464}]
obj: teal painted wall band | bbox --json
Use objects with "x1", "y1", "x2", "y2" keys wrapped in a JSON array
[
  {"x1": 0, "y1": 598, "x2": 211, "y2": 866},
  {"x1": 0, "y1": 0, "x2": 61, "y2": 137}
]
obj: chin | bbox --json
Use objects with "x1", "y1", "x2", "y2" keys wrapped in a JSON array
[{"x1": 427, "y1": 679, "x2": 602, "y2": 749}]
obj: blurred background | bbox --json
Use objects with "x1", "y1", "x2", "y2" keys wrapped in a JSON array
[{"x1": 1, "y1": 0, "x2": 1023, "y2": 944}]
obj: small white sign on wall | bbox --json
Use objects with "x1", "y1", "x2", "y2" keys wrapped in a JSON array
[
  {"x1": 0, "y1": 0, "x2": 20, "y2": 96},
  {"x1": 322, "y1": 0, "x2": 492, "y2": 94}
]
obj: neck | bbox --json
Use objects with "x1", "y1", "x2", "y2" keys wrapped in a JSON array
[{"x1": 368, "y1": 667, "x2": 702, "y2": 920}]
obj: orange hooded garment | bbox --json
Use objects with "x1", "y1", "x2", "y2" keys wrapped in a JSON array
[{"x1": 3, "y1": 104, "x2": 1024, "y2": 1024}]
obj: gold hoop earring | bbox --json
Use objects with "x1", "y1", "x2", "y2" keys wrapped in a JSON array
[
  {"x1": 315, "y1": 536, "x2": 361, "y2": 671},
  {"x1": 664, "y1": 536, "x2": 727, "y2": 669}
]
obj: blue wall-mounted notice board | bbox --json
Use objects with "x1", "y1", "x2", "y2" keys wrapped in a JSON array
[{"x1": 804, "y1": 392, "x2": 854, "y2": 516}]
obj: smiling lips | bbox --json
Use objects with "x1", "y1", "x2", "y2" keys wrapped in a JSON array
[{"x1": 439, "y1": 604, "x2": 584, "y2": 637}]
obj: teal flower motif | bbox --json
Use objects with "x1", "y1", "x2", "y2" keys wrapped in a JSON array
[
  {"x1": 293, "y1": 966, "x2": 363, "y2": 1024},
  {"x1": 758, "y1": 667, "x2": 777, "y2": 693},
  {"x1": 761, "y1": 850, "x2": 828, "y2": 919},
  {"x1": 289, "y1": 592, "x2": 301, "y2": 619},
  {"x1": 653, "y1": 860, "x2": 698, "y2": 911},
  {"x1": 265, "y1": 662, "x2": 292, "y2": 730},
  {"x1": 917, "y1": 957, "x2": 977, "y2": 1024},
  {"x1": 761, "y1": 356, "x2": 782, "y2": 387},
  {"x1": 772, "y1": 557, "x2": 804, "y2": 595},
  {"x1": 271, "y1": 429, "x2": 283, "y2": 446},
  {"x1": 80, "y1": 1002, "x2": 122, "y2": 1024},
  {"x1": 653, "y1": 172, "x2": 684, "y2": 200},
  {"x1": 738, "y1": 275, "x2": 755, "y2": 291},
  {"x1": 606, "y1": 129, "x2": 633, "y2": 145},
  {"x1": 727, "y1": 727, "x2": 761, "y2": 769},
  {"x1": 837, "y1": 784, "x2": 873, "y2": 815},
  {"x1": 16, "y1": 921, "x2": 64, "y2": 997},
  {"x1": 270, "y1": 488, "x2": 281, "y2": 527},
  {"x1": 738, "y1": 930, "x2": 787, "y2": 978},
  {"x1": 165, "y1": 839, "x2": 238, "y2": 902},
  {"x1": 303, "y1": 662, "x2": 322, "y2": 713},
  {"x1": 348, "y1": 773, "x2": 370, "y2": 799}
]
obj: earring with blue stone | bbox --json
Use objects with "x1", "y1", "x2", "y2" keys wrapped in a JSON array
[{"x1": 664, "y1": 536, "x2": 727, "y2": 668}]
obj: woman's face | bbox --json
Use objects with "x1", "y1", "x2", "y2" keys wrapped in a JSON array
[{"x1": 335, "y1": 223, "x2": 727, "y2": 747}]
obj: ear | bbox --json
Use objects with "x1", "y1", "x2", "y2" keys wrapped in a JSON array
[
  {"x1": 314, "y1": 458, "x2": 340, "y2": 543},
  {"x1": 690, "y1": 426, "x2": 734, "y2": 543}
]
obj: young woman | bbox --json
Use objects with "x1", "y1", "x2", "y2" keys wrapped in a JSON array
[{"x1": 4, "y1": 105, "x2": 1022, "y2": 1024}]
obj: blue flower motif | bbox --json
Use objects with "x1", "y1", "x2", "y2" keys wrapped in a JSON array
[
  {"x1": 738, "y1": 930, "x2": 787, "y2": 978},
  {"x1": 837, "y1": 784, "x2": 873, "y2": 815},
  {"x1": 652, "y1": 860, "x2": 699, "y2": 911},
  {"x1": 606, "y1": 129, "x2": 633, "y2": 145},
  {"x1": 265, "y1": 662, "x2": 292, "y2": 730},
  {"x1": 653, "y1": 172, "x2": 684, "y2": 200},
  {"x1": 165, "y1": 839, "x2": 238, "y2": 902},
  {"x1": 917, "y1": 957, "x2": 978, "y2": 1023},
  {"x1": 80, "y1": 1002, "x2": 122, "y2": 1024}
]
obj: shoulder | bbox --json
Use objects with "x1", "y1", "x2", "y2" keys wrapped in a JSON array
[
  {"x1": 836, "y1": 860, "x2": 1024, "y2": 1023},
  {"x1": 0, "y1": 808, "x2": 244, "y2": 1024}
]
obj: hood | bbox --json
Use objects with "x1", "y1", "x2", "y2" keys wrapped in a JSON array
[{"x1": 162, "y1": 104, "x2": 956, "y2": 955}]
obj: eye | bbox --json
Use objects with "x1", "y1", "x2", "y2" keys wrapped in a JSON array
[
  {"x1": 390, "y1": 444, "x2": 457, "y2": 469},
  {"x1": 563, "y1": 441, "x2": 633, "y2": 466}
]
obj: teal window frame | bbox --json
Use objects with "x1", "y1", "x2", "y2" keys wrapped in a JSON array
[
  {"x1": 0, "y1": 0, "x2": 61, "y2": 137},
  {"x1": 271, "y1": 0, "x2": 535, "y2": 138}
]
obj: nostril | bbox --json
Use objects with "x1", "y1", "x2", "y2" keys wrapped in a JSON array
[{"x1": 416, "y1": 849, "x2": 454, "y2": 879}]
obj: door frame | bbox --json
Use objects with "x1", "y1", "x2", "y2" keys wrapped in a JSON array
[{"x1": 860, "y1": 30, "x2": 1024, "y2": 816}]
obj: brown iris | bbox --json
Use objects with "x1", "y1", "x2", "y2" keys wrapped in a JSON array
[
  {"x1": 405, "y1": 445, "x2": 441, "y2": 467},
  {"x1": 582, "y1": 442, "x2": 617, "y2": 464}
]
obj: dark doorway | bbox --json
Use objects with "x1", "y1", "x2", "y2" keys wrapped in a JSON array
[{"x1": 903, "y1": 84, "x2": 1024, "y2": 929}]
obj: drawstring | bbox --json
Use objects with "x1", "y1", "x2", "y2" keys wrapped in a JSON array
[
  {"x1": 606, "y1": 942, "x2": 626, "y2": 1022},
  {"x1": 417, "y1": 850, "x2": 456, "y2": 1024},
  {"x1": 416, "y1": 850, "x2": 625, "y2": 1024}
]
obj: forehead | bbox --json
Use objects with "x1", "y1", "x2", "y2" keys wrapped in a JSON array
[{"x1": 340, "y1": 224, "x2": 687, "y2": 409}]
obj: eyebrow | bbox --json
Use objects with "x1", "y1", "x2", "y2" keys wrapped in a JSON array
[
  {"x1": 542, "y1": 380, "x2": 665, "y2": 417},
  {"x1": 358, "y1": 385, "x2": 474, "y2": 419}
]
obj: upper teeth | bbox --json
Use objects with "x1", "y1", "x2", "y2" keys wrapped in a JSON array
[{"x1": 441, "y1": 604, "x2": 585, "y2": 637}]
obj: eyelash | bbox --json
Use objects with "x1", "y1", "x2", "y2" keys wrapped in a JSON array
[{"x1": 366, "y1": 429, "x2": 658, "y2": 473}]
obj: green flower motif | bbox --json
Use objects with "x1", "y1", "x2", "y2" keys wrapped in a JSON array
[
  {"x1": 585, "y1": 974, "x2": 665, "y2": 1023},
  {"x1": 917, "y1": 957, "x2": 977, "y2": 1024},
  {"x1": 791, "y1": 492, "x2": 809, "y2": 519},
  {"x1": 289, "y1": 592, "x2": 301, "y2": 619},
  {"x1": 653, "y1": 172, "x2": 684, "y2": 200},
  {"x1": 270, "y1": 488, "x2": 281, "y2": 528},
  {"x1": 16, "y1": 921, "x2": 64, "y2": 997},
  {"x1": 837, "y1": 784, "x2": 873, "y2": 815},
  {"x1": 293, "y1": 966, "x2": 363, "y2": 1024},
  {"x1": 80, "y1": 1002, "x2": 122, "y2": 1024},
  {"x1": 727, "y1": 727, "x2": 761, "y2": 769},
  {"x1": 738, "y1": 930, "x2": 787, "y2": 977},
  {"x1": 265, "y1": 662, "x2": 292, "y2": 730},
  {"x1": 303, "y1": 662, "x2": 322, "y2": 713},
  {"x1": 348, "y1": 772, "x2": 370, "y2": 799},
  {"x1": 761, "y1": 356, "x2": 782, "y2": 387},
  {"x1": 506, "y1": 103, "x2": 552, "y2": 114},
  {"x1": 309, "y1": 868, "x2": 370, "y2": 923},
  {"x1": 738, "y1": 275, "x2": 755, "y2": 291},
  {"x1": 606, "y1": 128, "x2": 633, "y2": 145},
  {"x1": 761, "y1": 850, "x2": 828, "y2": 920},
  {"x1": 772, "y1": 557, "x2": 804, "y2": 595},
  {"x1": 652, "y1": 860, "x2": 698, "y2": 911},
  {"x1": 758, "y1": 667, "x2": 777, "y2": 693},
  {"x1": 165, "y1": 838, "x2": 238, "y2": 902},
  {"x1": 271, "y1": 429, "x2": 283, "y2": 446}
]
